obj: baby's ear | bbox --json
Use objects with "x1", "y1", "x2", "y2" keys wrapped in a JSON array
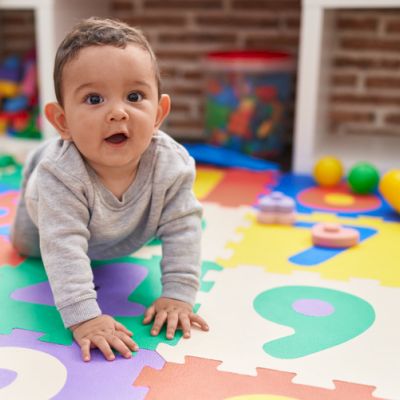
[
  {"x1": 154, "y1": 94, "x2": 171, "y2": 130},
  {"x1": 44, "y1": 102, "x2": 71, "y2": 140}
]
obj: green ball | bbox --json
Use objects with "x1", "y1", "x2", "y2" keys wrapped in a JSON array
[{"x1": 348, "y1": 162, "x2": 380, "y2": 194}]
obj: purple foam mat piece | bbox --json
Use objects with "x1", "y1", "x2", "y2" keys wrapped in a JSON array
[
  {"x1": 0, "y1": 329, "x2": 165, "y2": 399},
  {"x1": 0, "y1": 369, "x2": 17, "y2": 389},
  {"x1": 292, "y1": 298, "x2": 335, "y2": 317},
  {"x1": 12, "y1": 262, "x2": 147, "y2": 317}
]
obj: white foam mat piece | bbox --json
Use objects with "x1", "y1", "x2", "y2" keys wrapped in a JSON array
[{"x1": 157, "y1": 267, "x2": 400, "y2": 399}]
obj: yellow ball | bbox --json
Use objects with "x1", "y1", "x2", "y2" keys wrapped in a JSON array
[
  {"x1": 313, "y1": 156, "x2": 343, "y2": 187},
  {"x1": 379, "y1": 169, "x2": 400, "y2": 213}
]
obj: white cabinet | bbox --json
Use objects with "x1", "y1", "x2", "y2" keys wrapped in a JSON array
[
  {"x1": 0, "y1": 0, "x2": 110, "y2": 160},
  {"x1": 293, "y1": 0, "x2": 400, "y2": 174}
]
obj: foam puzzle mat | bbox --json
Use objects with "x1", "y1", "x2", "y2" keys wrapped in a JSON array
[{"x1": 0, "y1": 163, "x2": 399, "y2": 399}]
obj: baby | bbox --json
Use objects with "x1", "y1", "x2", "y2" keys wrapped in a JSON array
[{"x1": 11, "y1": 17, "x2": 208, "y2": 362}]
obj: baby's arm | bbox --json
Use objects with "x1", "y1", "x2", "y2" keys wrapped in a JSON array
[
  {"x1": 32, "y1": 165, "x2": 99, "y2": 327},
  {"x1": 148, "y1": 156, "x2": 208, "y2": 338},
  {"x1": 29, "y1": 164, "x2": 137, "y2": 360}
]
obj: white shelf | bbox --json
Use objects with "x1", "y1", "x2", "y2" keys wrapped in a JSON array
[
  {"x1": 0, "y1": 0, "x2": 110, "y2": 159},
  {"x1": 293, "y1": 0, "x2": 400, "y2": 174}
]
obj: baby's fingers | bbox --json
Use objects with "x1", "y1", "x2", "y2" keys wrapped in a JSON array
[
  {"x1": 151, "y1": 310, "x2": 167, "y2": 336},
  {"x1": 80, "y1": 338, "x2": 91, "y2": 362},
  {"x1": 108, "y1": 335, "x2": 133, "y2": 359},
  {"x1": 143, "y1": 305, "x2": 156, "y2": 325},
  {"x1": 92, "y1": 336, "x2": 115, "y2": 361},
  {"x1": 117, "y1": 331, "x2": 139, "y2": 353},
  {"x1": 166, "y1": 312, "x2": 179, "y2": 340},
  {"x1": 190, "y1": 313, "x2": 209, "y2": 331},
  {"x1": 114, "y1": 321, "x2": 133, "y2": 337},
  {"x1": 179, "y1": 315, "x2": 192, "y2": 339}
]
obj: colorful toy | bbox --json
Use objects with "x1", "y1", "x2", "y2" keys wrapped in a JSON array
[
  {"x1": 0, "y1": 81, "x2": 19, "y2": 97},
  {"x1": 3, "y1": 95, "x2": 29, "y2": 112},
  {"x1": 0, "y1": 55, "x2": 20, "y2": 98},
  {"x1": 205, "y1": 51, "x2": 293, "y2": 158},
  {"x1": 313, "y1": 156, "x2": 343, "y2": 187},
  {"x1": 0, "y1": 66, "x2": 19, "y2": 82},
  {"x1": 348, "y1": 162, "x2": 379, "y2": 194},
  {"x1": 379, "y1": 169, "x2": 400, "y2": 213},
  {"x1": 21, "y1": 61, "x2": 37, "y2": 99},
  {"x1": 0, "y1": 51, "x2": 41, "y2": 139},
  {"x1": 312, "y1": 222, "x2": 360, "y2": 248},
  {"x1": 0, "y1": 115, "x2": 7, "y2": 133},
  {"x1": 257, "y1": 191, "x2": 296, "y2": 225}
]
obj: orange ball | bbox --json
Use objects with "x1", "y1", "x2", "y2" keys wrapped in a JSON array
[{"x1": 313, "y1": 156, "x2": 343, "y2": 187}]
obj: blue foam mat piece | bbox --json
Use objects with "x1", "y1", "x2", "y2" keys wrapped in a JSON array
[
  {"x1": 290, "y1": 222, "x2": 377, "y2": 266},
  {"x1": 183, "y1": 143, "x2": 279, "y2": 171}
]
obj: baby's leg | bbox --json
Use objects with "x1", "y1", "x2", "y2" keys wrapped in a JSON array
[
  {"x1": 10, "y1": 154, "x2": 41, "y2": 258},
  {"x1": 10, "y1": 195, "x2": 40, "y2": 258}
]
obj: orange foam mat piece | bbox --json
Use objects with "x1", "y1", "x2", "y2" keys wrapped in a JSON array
[
  {"x1": 200, "y1": 167, "x2": 277, "y2": 207},
  {"x1": 0, "y1": 191, "x2": 19, "y2": 226},
  {"x1": 0, "y1": 236, "x2": 24, "y2": 267},
  {"x1": 135, "y1": 356, "x2": 385, "y2": 400}
]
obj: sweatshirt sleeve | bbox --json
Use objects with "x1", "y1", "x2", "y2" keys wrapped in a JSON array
[
  {"x1": 156, "y1": 156, "x2": 203, "y2": 306},
  {"x1": 26, "y1": 163, "x2": 101, "y2": 327}
]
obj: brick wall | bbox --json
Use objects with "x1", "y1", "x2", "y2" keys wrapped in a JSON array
[
  {"x1": 0, "y1": 10, "x2": 36, "y2": 57},
  {"x1": 2, "y1": 3, "x2": 400, "y2": 143},
  {"x1": 329, "y1": 9, "x2": 400, "y2": 138}
]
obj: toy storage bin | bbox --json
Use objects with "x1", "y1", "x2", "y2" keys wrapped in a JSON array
[{"x1": 204, "y1": 51, "x2": 294, "y2": 159}]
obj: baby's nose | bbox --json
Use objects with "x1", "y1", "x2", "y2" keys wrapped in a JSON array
[{"x1": 107, "y1": 106, "x2": 129, "y2": 122}]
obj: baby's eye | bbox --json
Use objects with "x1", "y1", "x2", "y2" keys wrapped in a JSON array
[
  {"x1": 127, "y1": 92, "x2": 143, "y2": 102},
  {"x1": 85, "y1": 94, "x2": 103, "y2": 105}
]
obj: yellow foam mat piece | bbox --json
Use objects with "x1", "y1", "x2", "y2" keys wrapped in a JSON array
[
  {"x1": 194, "y1": 168, "x2": 225, "y2": 200},
  {"x1": 217, "y1": 211, "x2": 400, "y2": 287}
]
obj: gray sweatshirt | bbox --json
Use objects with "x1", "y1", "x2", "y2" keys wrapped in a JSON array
[{"x1": 11, "y1": 131, "x2": 202, "y2": 327}]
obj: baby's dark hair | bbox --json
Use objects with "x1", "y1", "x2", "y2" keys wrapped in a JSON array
[{"x1": 54, "y1": 17, "x2": 161, "y2": 105}]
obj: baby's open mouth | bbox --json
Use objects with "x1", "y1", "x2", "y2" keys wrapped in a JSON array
[{"x1": 105, "y1": 133, "x2": 128, "y2": 144}]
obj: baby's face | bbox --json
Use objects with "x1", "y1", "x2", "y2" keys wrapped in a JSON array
[{"x1": 59, "y1": 44, "x2": 164, "y2": 173}]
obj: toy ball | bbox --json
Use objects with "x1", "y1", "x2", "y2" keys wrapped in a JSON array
[
  {"x1": 348, "y1": 162, "x2": 379, "y2": 194},
  {"x1": 313, "y1": 156, "x2": 343, "y2": 187},
  {"x1": 379, "y1": 169, "x2": 400, "y2": 213}
]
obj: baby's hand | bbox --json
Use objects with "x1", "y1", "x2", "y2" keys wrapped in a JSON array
[
  {"x1": 143, "y1": 297, "x2": 209, "y2": 340},
  {"x1": 70, "y1": 314, "x2": 138, "y2": 362}
]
